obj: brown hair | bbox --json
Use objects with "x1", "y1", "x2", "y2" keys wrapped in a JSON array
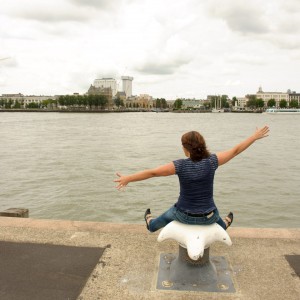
[{"x1": 181, "y1": 131, "x2": 210, "y2": 161}]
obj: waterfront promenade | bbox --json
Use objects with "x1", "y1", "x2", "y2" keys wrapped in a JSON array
[{"x1": 0, "y1": 216, "x2": 299, "y2": 300}]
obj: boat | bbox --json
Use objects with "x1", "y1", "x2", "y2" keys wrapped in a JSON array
[
  {"x1": 212, "y1": 108, "x2": 224, "y2": 113},
  {"x1": 212, "y1": 96, "x2": 224, "y2": 113},
  {"x1": 263, "y1": 108, "x2": 300, "y2": 114}
]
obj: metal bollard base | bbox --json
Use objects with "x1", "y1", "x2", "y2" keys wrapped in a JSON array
[{"x1": 156, "y1": 251, "x2": 235, "y2": 293}]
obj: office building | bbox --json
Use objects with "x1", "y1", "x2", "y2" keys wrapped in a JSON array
[
  {"x1": 121, "y1": 76, "x2": 134, "y2": 97},
  {"x1": 94, "y1": 78, "x2": 117, "y2": 97}
]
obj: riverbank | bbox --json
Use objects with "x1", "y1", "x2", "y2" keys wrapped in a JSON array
[
  {"x1": 0, "y1": 108, "x2": 261, "y2": 113},
  {"x1": 0, "y1": 217, "x2": 299, "y2": 300}
]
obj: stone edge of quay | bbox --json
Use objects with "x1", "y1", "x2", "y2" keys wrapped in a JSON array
[{"x1": 0, "y1": 216, "x2": 299, "y2": 239}]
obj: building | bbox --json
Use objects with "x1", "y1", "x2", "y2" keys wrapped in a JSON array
[
  {"x1": 115, "y1": 91, "x2": 126, "y2": 102},
  {"x1": 93, "y1": 78, "x2": 117, "y2": 97},
  {"x1": 256, "y1": 86, "x2": 289, "y2": 107},
  {"x1": 121, "y1": 76, "x2": 133, "y2": 98},
  {"x1": 289, "y1": 92, "x2": 300, "y2": 107},
  {"x1": 87, "y1": 85, "x2": 113, "y2": 108},
  {"x1": 0, "y1": 93, "x2": 56, "y2": 107},
  {"x1": 123, "y1": 94, "x2": 153, "y2": 109},
  {"x1": 235, "y1": 97, "x2": 247, "y2": 109},
  {"x1": 181, "y1": 99, "x2": 204, "y2": 109}
]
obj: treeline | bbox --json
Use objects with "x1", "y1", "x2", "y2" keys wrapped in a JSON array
[
  {"x1": 0, "y1": 98, "x2": 57, "y2": 109},
  {"x1": 58, "y1": 94, "x2": 108, "y2": 109},
  {"x1": 245, "y1": 96, "x2": 299, "y2": 109}
]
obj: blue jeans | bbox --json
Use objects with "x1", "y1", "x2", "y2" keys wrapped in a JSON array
[{"x1": 148, "y1": 205, "x2": 226, "y2": 232}]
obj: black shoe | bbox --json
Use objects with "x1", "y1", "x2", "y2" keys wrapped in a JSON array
[
  {"x1": 225, "y1": 212, "x2": 233, "y2": 229},
  {"x1": 144, "y1": 208, "x2": 151, "y2": 230}
]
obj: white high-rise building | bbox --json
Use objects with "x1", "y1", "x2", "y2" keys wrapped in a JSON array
[
  {"x1": 121, "y1": 76, "x2": 134, "y2": 97},
  {"x1": 94, "y1": 78, "x2": 117, "y2": 96}
]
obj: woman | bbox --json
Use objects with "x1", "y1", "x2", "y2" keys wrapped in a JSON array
[{"x1": 114, "y1": 126, "x2": 269, "y2": 232}]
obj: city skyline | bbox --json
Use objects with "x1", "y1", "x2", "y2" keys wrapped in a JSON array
[{"x1": 1, "y1": 0, "x2": 300, "y2": 99}]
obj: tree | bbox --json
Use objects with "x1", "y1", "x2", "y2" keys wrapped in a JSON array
[
  {"x1": 267, "y1": 99, "x2": 276, "y2": 107},
  {"x1": 99, "y1": 95, "x2": 108, "y2": 109},
  {"x1": 279, "y1": 99, "x2": 287, "y2": 108},
  {"x1": 289, "y1": 100, "x2": 299, "y2": 108},
  {"x1": 256, "y1": 98, "x2": 264, "y2": 108},
  {"x1": 26, "y1": 102, "x2": 39, "y2": 109},
  {"x1": 58, "y1": 96, "x2": 65, "y2": 106},
  {"x1": 87, "y1": 94, "x2": 95, "y2": 109},
  {"x1": 5, "y1": 99, "x2": 13, "y2": 109},
  {"x1": 246, "y1": 95, "x2": 257, "y2": 109},
  {"x1": 13, "y1": 100, "x2": 21, "y2": 109},
  {"x1": 155, "y1": 98, "x2": 167, "y2": 109},
  {"x1": 114, "y1": 97, "x2": 124, "y2": 108},
  {"x1": 221, "y1": 95, "x2": 229, "y2": 108},
  {"x1": 232, "y1": 96, "x2": 237, "y2": 107},
  {"x1": 173, "y1": 99, "x2": 183, "y2": 110}
]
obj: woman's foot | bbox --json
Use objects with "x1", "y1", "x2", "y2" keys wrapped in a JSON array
[
  {"x1": 224, "y1": 212, "x2": 233, "y2": 229},
  {"x1": 144, "y1": 208, "x2": 153, "y2": 230}
]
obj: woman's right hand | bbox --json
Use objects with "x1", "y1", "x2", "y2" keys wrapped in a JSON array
[
  {"x1": 217, "y1": 125, "x2": 270, "y2": 166},
  {"x1": 253, "y1": 125, "x2": 270, "y2": 140},
  {"x1": 114, "y1": 172, "x2": 129, "y2": 190}
]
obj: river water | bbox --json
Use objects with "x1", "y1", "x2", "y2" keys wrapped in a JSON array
[{"x1": 0, "y1": 112, "x2": 299, "y2": 228}]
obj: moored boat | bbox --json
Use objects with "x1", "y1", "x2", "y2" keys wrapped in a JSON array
[
  {"x1": 263, "y1": 108, "x2": 300, "y2": 114},
  {"x1": 212, "y1": 108, "x2": 225, "y2": 113}
]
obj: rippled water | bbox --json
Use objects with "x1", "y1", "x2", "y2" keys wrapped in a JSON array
[{"x1": 0, "y1": 112, "x2": 299, "y2": 228}]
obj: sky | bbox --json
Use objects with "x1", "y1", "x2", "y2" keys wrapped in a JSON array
[{"x1": 1, "y1": 0, "x2": 300, "y2": 99}]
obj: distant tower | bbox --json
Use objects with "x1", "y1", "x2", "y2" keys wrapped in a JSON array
[
  {"x1": 258, "y1": 85, "x2": 263, "y2": 93},
  {"x1": 121, "y1": 76, "x2": 134, "y2": 97}
]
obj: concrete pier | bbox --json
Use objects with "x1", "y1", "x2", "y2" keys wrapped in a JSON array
[{"x1": 0, "y1": 217, "x2": 299, "y2": 300}]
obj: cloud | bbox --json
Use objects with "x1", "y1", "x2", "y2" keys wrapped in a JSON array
[
  {"x1": 0, "y1": 0, "x2": 299, "y2": 98},
  {"x1": 0, "y1": 57, "x2": 18, "y2": 68},
  {"x1": 1, "y1": 1, "x2": 99, "y2": 23},
  {"x1": 16, "y1": 6, "x2": 91, "y2": 23},
  {"x1": 70, "y1": 0, "x2": 122, "y2": 10},
  {"x1": 205, "y1": 0, "x2": 300, "y2": 51},
  {"x1": 281, "y1": 0, "x2": 300, "y2": 14},
  {"x1": 207, "y1": 0, "x2": 270, "y2": 35},
  {"x1": 225, "y1": 53, "x2": 268, "y2": 65},
  {"x1": 135, "y1": 57, "x2": 191, "y2": 75},
  {"x1": 134, "y1": 34, "x2": 195, "y2": 75}
]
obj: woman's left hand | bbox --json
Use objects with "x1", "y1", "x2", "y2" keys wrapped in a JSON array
[{"x1": 114, "y1": 172, "x2": 128, "y2": 190}]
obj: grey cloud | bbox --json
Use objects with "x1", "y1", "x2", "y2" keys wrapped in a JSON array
[
  {"x1": 0, "y1": 57, "x2": 18, "y2": 68},
  {"x1": 8, "y1": 0, "x2": 129, "y2": 24},
  {"x1": 270, "y1": 38, "x2": 300, "y2": 50},
  {"x1": 5, "y1": 1, "x2": 97, "y2": 23},
  {"x1": 208, "y1": 1, "x2": 270, "y2": 34},
  {"x1": 281, "y1": 0, "x2": 300, "y2": 14},
  {"x1": 15, "y1": 9, "x2": 90, "y2": 23},
  {"x1": 225, "y1": 15, "x2": 269, "y2": 34},
  {"x1": 135, "y1": 57, "x2": 191, "y2": 75},
  {"x1": 276, "y1": 13, "x2": 300, "y2": 34},
  {"x1": 70, "y1": 0, "x2": 123, "y2": 10},
  {"x1": 225, "y1": 54, "x2": 267, "y2": 65}
]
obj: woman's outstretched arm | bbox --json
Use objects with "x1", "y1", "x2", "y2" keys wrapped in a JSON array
[
  {"x1": 114, "y1": 162, "x2": 175, "y2": 190},
  {"x1": 217, "y1": 125, "x2": 270, "y2": 166}
]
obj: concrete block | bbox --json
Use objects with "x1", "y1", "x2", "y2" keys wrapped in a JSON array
[{"x1": 0, "y1": 208, "x2": 29, "y2": 218}]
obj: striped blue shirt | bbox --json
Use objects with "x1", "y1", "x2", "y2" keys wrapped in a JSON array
[{"x1": 173, "y1": 154, "x2": 218, "y2": 214}]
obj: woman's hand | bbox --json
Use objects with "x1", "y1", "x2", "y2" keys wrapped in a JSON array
[
  {"x1": 253, "y1": 125, "x2": 270, "y2": 140},
  {"x1": 114, "y1": 163, "x2": 175, "y2": 191},
  {"x1": 114, "y1": 172, "x2": 129, "y2": 190},
  {"x1": 217, "y1": 125, "x2": 270, "y2": 166}
]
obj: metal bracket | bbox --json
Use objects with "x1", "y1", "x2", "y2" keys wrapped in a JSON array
[{"x1": 157, "y1": 246, "x2": 235, "y2": 293}]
